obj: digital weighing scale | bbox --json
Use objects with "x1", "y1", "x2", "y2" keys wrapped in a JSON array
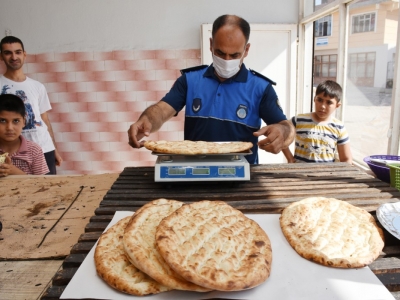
[{"x1": 153, "y1": 152, "x2": 251, "y2": 182}]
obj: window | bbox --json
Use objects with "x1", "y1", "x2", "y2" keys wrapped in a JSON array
[
  {"x1": 348, "y1": 52, "x2": 376, "y2": 87},
  {"x1": 315, "y1": 15, "x2": 332, "y2": 37},
  {"x1": 314, "y1": 54, "x2": 337, "y2": 85},
  {"x1": 300, "y1": 0, "x2": 399, "y2": 165},
  {"x1": 352, "y1": 12, "x2": 376, "y2": 33}
]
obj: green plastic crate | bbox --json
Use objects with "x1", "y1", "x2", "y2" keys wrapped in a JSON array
[{"x1": 388, "y1": 163, "x2": 400, "y2": 191}]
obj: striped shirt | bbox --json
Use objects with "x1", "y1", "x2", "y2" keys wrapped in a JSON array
[
  {"x1": 292, "y1": 113, "x2": 350, "y2": 163},
  {"x1": 0, "y1": 136, "x2": 49, "y2": 175}
]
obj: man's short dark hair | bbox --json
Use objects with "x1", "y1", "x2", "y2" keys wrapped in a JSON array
[
  {"x1": 316, "y1": 80, "x2": 343, "y2": 103},
  {"x1": 0, "y1": 36, "x2": 25, "y2": 53},
  {"x1": 212, "y1": 15, "x2": 250, "y2": 43},
  {"x1": 0, "y1": 94, "x2": 26, "y2": 117}
]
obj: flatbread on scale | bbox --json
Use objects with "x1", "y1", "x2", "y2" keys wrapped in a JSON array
[{"x1": 143, "y1": 140, "x2": 253, "y2": 155}]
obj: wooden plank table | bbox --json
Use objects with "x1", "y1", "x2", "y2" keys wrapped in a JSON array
[{"x1": 40, "y1": 163, "x2": 400, "y2": 299}]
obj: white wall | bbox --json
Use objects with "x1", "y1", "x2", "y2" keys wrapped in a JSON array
[{"x1": 0, "y1": 0, "x2": 298, "y2": 53}]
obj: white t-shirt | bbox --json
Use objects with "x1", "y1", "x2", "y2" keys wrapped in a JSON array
[{"x1": 0, "y1": 75, "x2": 55, "y2": 153}]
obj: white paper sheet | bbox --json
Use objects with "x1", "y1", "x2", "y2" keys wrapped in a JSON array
[{"x1": 61, "y1": 211, "x2": 395, "y2": 300}]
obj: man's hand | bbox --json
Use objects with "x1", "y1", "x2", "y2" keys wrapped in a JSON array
[
  {"x1": 128, "y1": 102, "x2": 177, "y2": 149},
  {"x1": 55, "y1": 149, "x2": 63, "y2": 166},
  {"x1": 128, "y1": 117, "x2": 152, "y2": 149},
  {"x1": 253, "y1": 120, "x2": 295, "y2": 154}
]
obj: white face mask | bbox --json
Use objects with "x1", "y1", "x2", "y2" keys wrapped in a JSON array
[{"x1": 212, "y1": 48, "x2": 246, "y2": 78}]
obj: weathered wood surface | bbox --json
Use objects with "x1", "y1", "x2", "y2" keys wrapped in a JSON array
[{"x1": 40, "y1": 163, "x2": 400, "y2": 299}]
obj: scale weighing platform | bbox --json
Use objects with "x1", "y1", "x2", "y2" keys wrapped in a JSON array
[{"x1": 154, "y1": 152, "x2": 251, "y2": 182}]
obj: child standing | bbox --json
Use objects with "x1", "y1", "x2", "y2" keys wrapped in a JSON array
[
  {"x1": 282, "y1": 80, "x2": 352, "y2": 164},
  {"x1": 0, "y1": 94, "x2": 49, "y2": 176}
]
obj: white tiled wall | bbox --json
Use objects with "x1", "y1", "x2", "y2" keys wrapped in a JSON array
[{"x1": 0, "y1": 49, "x2": 201, "y2": 174}]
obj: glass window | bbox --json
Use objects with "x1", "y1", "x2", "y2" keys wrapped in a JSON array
[
  {"x1": 305, "y1": 0, "x2": 398, "y2": 164},
  {"x1": 315, "y1": 15, "x2": 332, "y2": 37},
  {"x1": 314, "y1": 0, "x2": 336, "y2": 11},
  {"x1": 304, "y1": 0, "x2": 336, "y2": 17},
  {"x1": 352, "y1": 12, "x2": 376, "y2": 33},
  {"x1": 313, "y1": 54, "x2": 337, "y2": 85},
  {"x1": 344, "y1": 2, "x2": 395, "y2": 163}
]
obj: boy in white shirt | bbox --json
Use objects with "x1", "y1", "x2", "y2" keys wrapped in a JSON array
[{"x1": 0, "y1": 36, "x2": 62, "y2": 174}]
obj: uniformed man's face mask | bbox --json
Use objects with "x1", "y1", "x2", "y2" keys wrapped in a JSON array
[{"x1": 212, "y1": 46, "x2": 247, "y2": 79}]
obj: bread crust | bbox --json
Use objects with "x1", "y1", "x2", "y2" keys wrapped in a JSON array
[
  {"x1": 94, "y1": 216, "x2": 171, "y2": 295},
  {"x1": 280, "y1": 197, "x2": 385, "y2": 268},
  {"x1": 155, "y1": 200, "x2": 272, "y2": 291},
  {"x1": 144, "y1": 140, "x2": 253, "y2": 155},
  {"x1": 123, "y1": 199, "x2": 210, "y2": 292}
]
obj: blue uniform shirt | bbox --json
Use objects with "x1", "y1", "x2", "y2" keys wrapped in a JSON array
[{"x1": 162, "y1": 64, "x2": 287, "y2": 164}]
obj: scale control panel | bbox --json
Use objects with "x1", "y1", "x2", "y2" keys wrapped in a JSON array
[
  {"x1": 154, "y1": 155, "x2": 250, "y2": 182},
  {"x1": 160, "y1": 165, "x2": 245, "y2": 179}
]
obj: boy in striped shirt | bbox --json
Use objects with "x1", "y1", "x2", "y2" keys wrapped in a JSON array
[
  {"x1": 282, "y1": 80, "x2": 352, "y2": 164},
  {"x1": 0, "y1": 94, "x2": 49, "y2": 176}
]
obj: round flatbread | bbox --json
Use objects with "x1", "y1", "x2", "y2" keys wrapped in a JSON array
[
  {"x1": 143, "y1": 140, "x2": 253, "y2": 155},
  {"x1": 123, "y1": 199, "x2": 210, "y2": 292},
  {"x1": 155, "y1": 200, "x2": 272, "y2": 291},
  {"x1": 94, "y1": 216, "x2": 171, "y2": 296},
  {"x1": 280, "y1": 197, "x2": 384, "y2": 268}
]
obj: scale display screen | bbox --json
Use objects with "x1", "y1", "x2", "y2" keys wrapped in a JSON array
[
  {"x1": 218, "y1": 168, "x2": 236, "y2": 175},
  {"x1": 168, "y1": 168, "x2": 186, "y2": 175},
  {"x1": 192, "y1": 168, "x2": 210, "y2": 175}
]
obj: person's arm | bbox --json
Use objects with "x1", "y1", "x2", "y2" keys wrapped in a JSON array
[
  {"x1": 282, "y1": 148, "x2": 296, "y2": 163},
  {"x1": 128, "y1": 101, "x2": 177, "y2": 148},
  {"x1": 337, "y1": 143, "x2": 353, "y2": 164},
  {"x1": 41, "y1": 112, "x2": 63, "y2": 166},
  {"x1": 0, "y1": 156, "x2": 26, "y2": 176},
  {"x1": 253, "y1": 120, "x2": 295, "y2": 154}
]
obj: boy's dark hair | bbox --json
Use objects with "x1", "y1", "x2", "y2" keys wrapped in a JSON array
[
  {"x1": 0, "y1": 94, "x2": 26, "y2": 117},
  {"x1": 212, "y1": 15, "x2": 250, "y2": 43},
  {"x1": 0, "y1": 36, "x2": 25, "y2": 53},
  {"x1": 316, "y1": 80, "x2": 343, "y2": 102}
]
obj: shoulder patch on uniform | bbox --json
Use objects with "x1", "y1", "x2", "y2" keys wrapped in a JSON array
[
  {"x1": 249, "y1": 69, "x2": 276, "y2": 85},
  {"x1": 180, "y1": 65, "x2": 208, "y2": 75}
]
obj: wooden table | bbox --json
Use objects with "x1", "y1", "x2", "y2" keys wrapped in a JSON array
[{"x1": 40, "y1": 163, "x2": 400, "y2": 299}]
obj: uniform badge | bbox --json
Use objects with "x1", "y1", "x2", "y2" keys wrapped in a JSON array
[
  {"x1": 236, "y1": 104, "x2": 248, "y2": 119},
  {"x1": 192, "y1": 98, "x2": 202, "y2": 113}
]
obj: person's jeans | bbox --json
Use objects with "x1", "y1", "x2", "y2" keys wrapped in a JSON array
[{"x1": 44, "y1": 150, "x2": 57, "y2": 175}]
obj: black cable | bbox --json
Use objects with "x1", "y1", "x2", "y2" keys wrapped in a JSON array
[{"x1": 37, "y1": 185, "x2": 85, "y2": 248}]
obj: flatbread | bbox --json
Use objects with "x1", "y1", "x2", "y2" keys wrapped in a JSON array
[
  {"x1": 144, "y1": 140, "x2": 253, "y2": 155},
  {"x1": 155, "y1": 200, "x2": 272, "y2": 291},
  {"x1": 94, "y1": 216, "x2": 171, "y2": 296},
  {"x1": 280, "y1": 197, "x2": 384, "y2": 268},
  {"x1": 0, "y1": 153, "x2": 8, "y2": 164},
  {"x1": 123, "y1": 199, "x2": 210, "y2": 292}
]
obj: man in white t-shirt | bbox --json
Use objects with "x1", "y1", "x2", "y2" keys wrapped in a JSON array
[{"x1": 0, "y1": 36, "x2": 62, "y2": 174}]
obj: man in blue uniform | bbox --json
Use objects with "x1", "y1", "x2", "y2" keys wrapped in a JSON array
[{"x1": 128, "y1": 14, "x2": 294, "y2": 164}]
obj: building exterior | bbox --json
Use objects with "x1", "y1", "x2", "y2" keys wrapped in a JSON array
[{"x1": 313, "y1": 0, "x2": 398, "y2": 88}]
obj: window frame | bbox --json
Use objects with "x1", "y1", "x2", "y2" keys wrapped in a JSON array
[
  {"x1": 351, "y1": 11, "x2": 377, "y2": 34},
  {"x1": 315, "y1": 14, "x2": 333, "y2": 37},
  {"x1": 298, "y1": 0, "x2": 400, "y2": 158}
]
